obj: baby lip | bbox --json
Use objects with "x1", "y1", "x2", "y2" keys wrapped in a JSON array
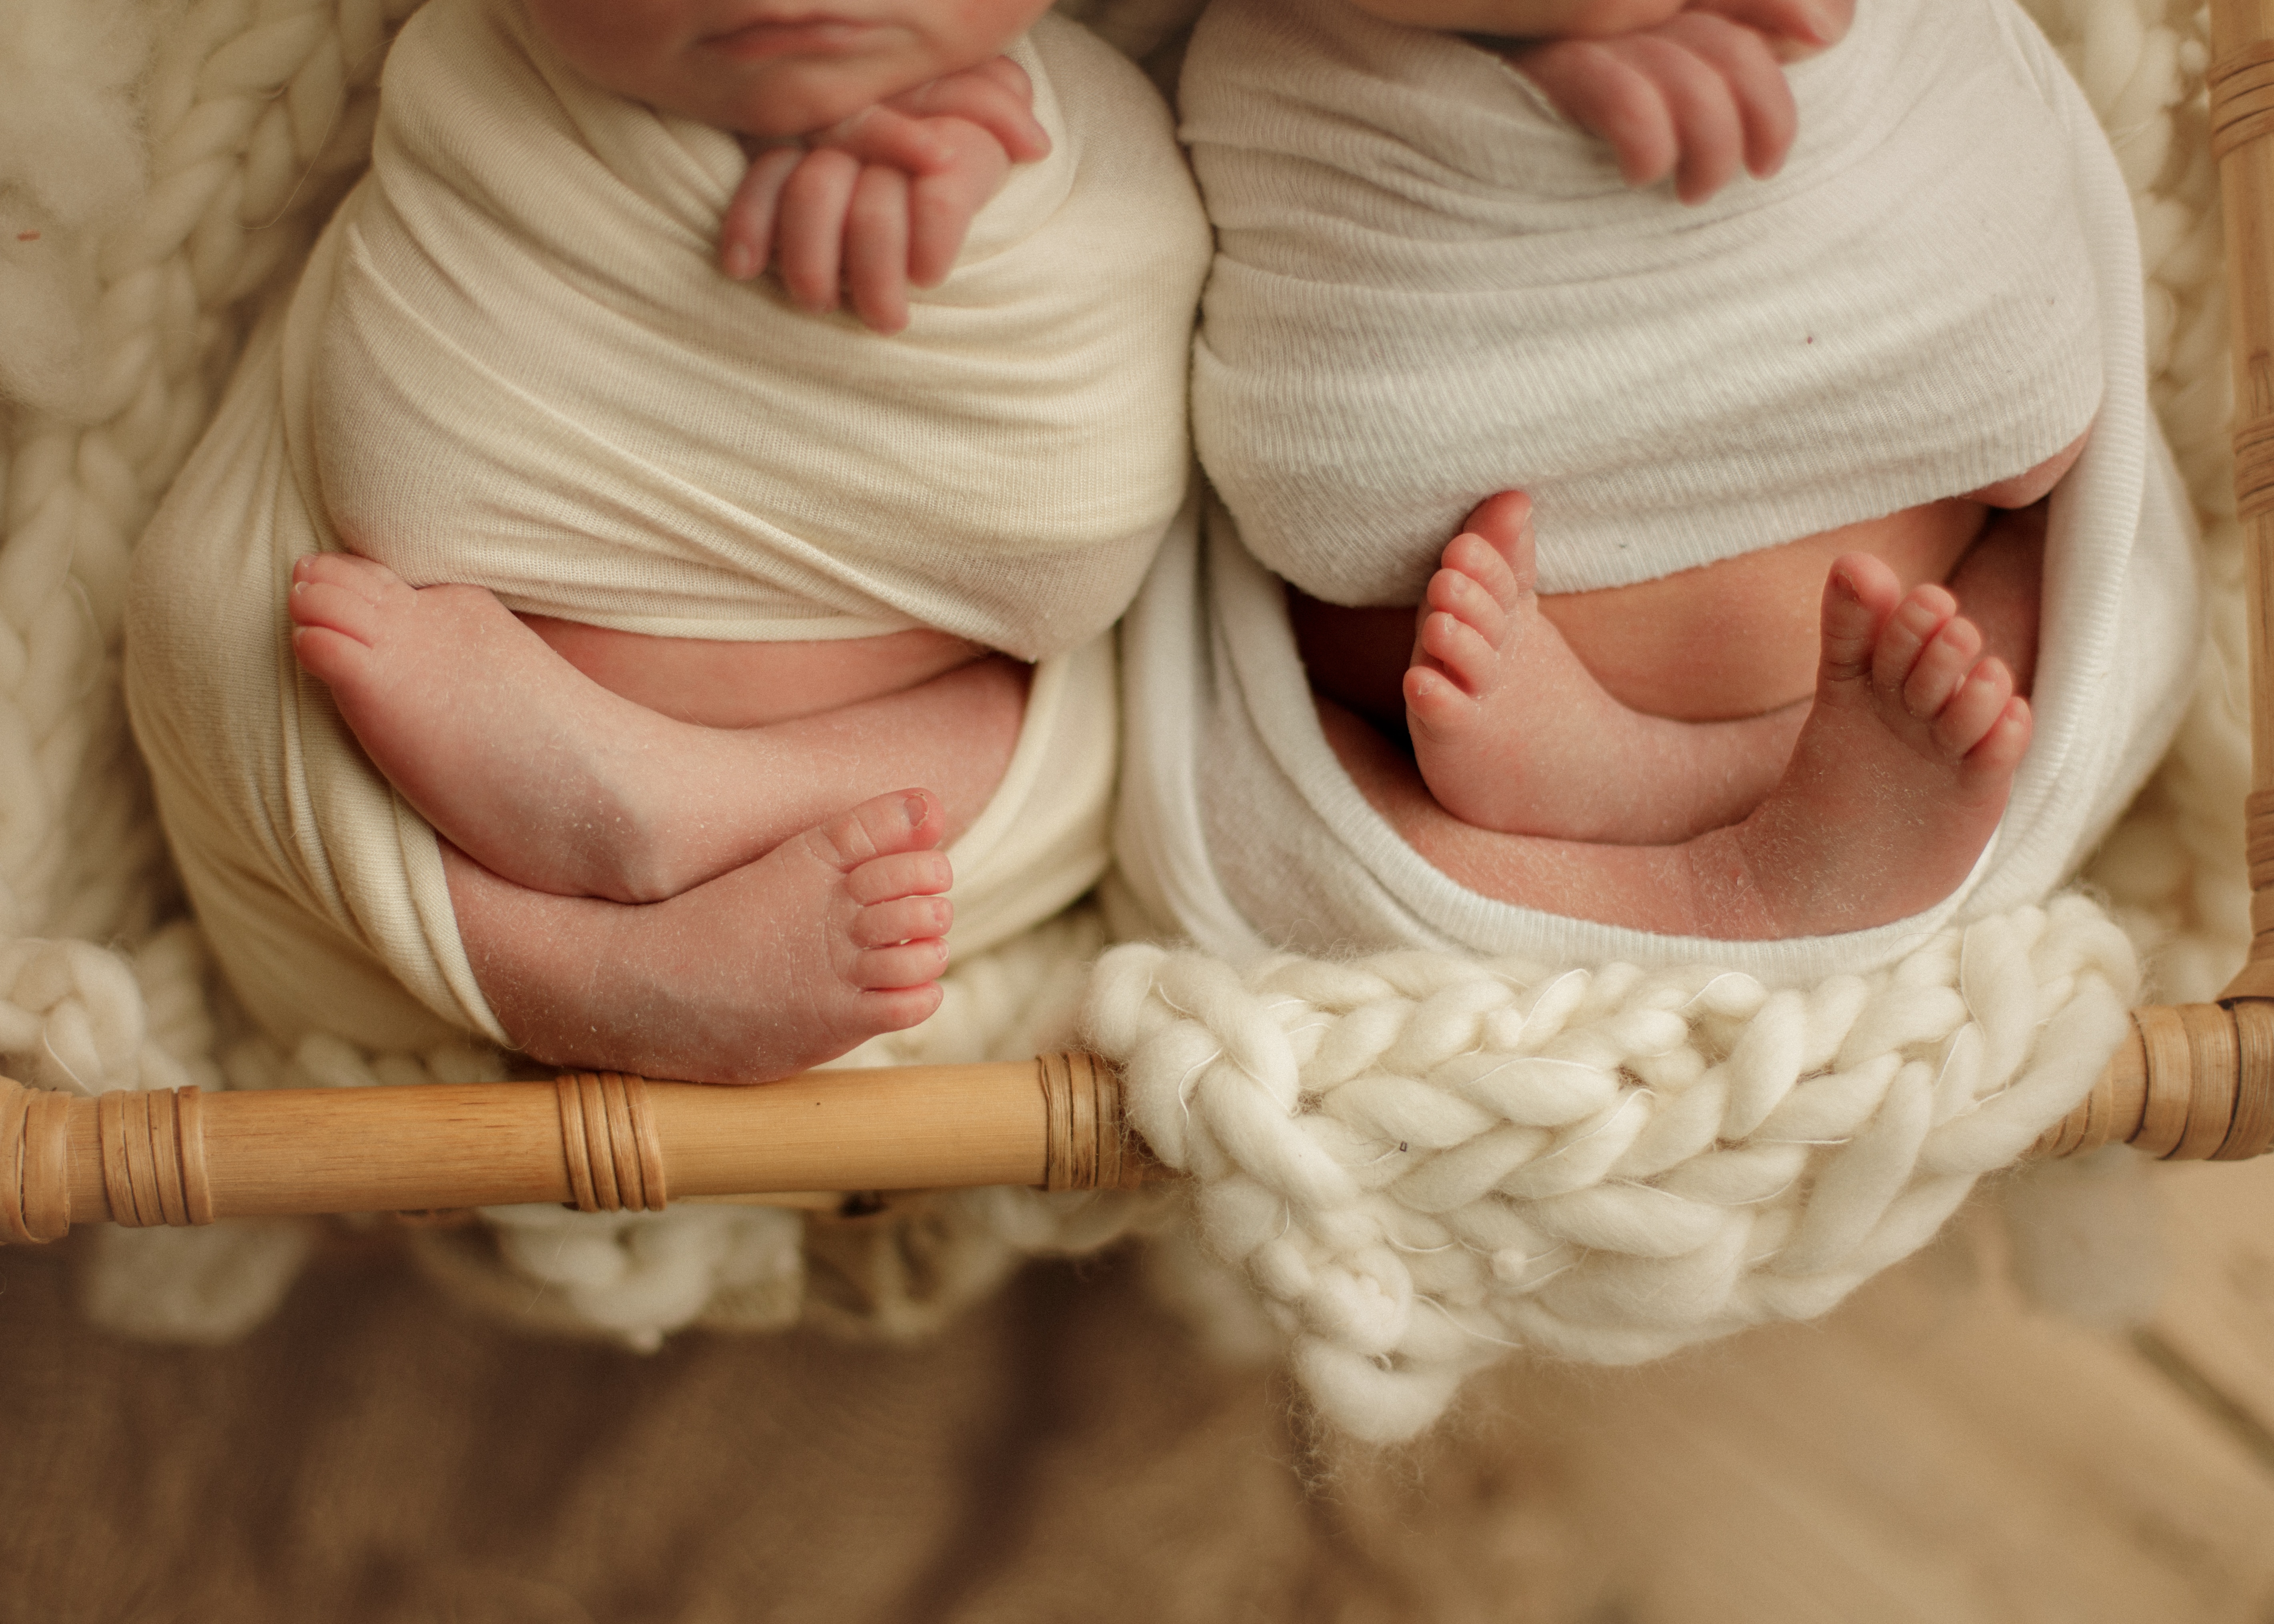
[{"x1": 704, "y1": 14, "x2": 876, "y2": 53}]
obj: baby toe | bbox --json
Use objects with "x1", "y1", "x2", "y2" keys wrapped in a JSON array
[
  {"x1": 849, "y1": 893, "x2": 953, "y2": 950},
  {"x1": 1461, "y1": 490, "x2": 1536, "y2": 565},
  {"x1": 1437, "y1": 535, "x2": 1522, "y2": 618},
  {"x1": 1899, "y1": 614, "x2": 1982, "y2": 720},
  {"x1": 808, "y1": 789, "x2": 946, "y2": 872},
  {"x1": 1819, "y1": 555, "x2": 1903, "y2": 680},
  {"x1": 1967, "y1": 697, "x2": 2033, "y2": 776},
  {"x1": 857, "y1": 983, "x2": 945, "y2": 1034},
  {"x1": 293, "y1": 551, "x2": 405, "y2": 605},
  {"x1": 1931, "y1": 657, "x2": 2015, "y2": 758},
  {"x1": 1869, "y1": 585, "x2": 1959, "y2": 696},
  {"x1": 1417, "y1": 608, "x2": 1500, "y2": 694},
  {"x1": 845, "y1": 848, "x2": 953, "y2": 906},
  {"x1": 1403, "y1": 661, "x2": 1476, "y2": 735},
  {"x1": 851, "y1": 938, "x2": 950, "y2": 992},
  {"x1": 287, "y1": 578, "x2": 381, "y2": 646}
]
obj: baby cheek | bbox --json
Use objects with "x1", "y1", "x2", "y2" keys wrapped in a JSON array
[
  {"x1": 940, "y1": 0, "x2": 1055, "y2": 54},
  {"x1": 520, "y1": 0, "x2": 700, "y2": 108},
  {"x1": 1567, "y1": 0, "x2": 1686, "y2": 30}
]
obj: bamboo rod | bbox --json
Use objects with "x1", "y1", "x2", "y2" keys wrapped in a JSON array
[
  {"x1": 0, "y1": 1055, "x2": 1157, "y2": 1245},
  {"x1": 2029, "y1": 1002, "x2": 2274, "y2": 1159}
]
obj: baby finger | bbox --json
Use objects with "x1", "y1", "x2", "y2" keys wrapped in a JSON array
[
  {"x1": 1692, "y1": 0, "x2": 1851, "y2": 58},
  {"x1": 1515, "y1": 40, "x2": 1678, "y2": 190},
  {"x1": 907, "y1": 137, "x2": 1009, "y2": 287},
  {"x1": 1656, "y1": 12, "x2": 1796, "y2": 179},
  {"x1": 776, "y1": 149, "x2": 863, "y2": 312},
  {"x1": 812, "y1": 103, "x2": 953, "y2": 175},
  {"x1": 719, "y1": 145, "x2": 803, "y2": 280},
  {"x1": 844, "y1": 165, "x2": 913, "y2": 333},
  {"x1": 892, "y1": 63, "x2": 1051, "y2": 162},
  {"x1": 1615, "y1": 35, "x2": 1745, "y2": 203}
]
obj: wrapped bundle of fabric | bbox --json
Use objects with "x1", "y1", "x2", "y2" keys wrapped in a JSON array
[
  {"x1": 120, "y1": 0, "x2": 1205, "y2": 1054},
  {"x1": 1116, "y1": 0, "x2": 2200, "y2": 969}
]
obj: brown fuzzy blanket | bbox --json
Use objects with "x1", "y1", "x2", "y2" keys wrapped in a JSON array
[{"x1": 0, "y1": 1236, "x2": 1588, "y2": 1622}]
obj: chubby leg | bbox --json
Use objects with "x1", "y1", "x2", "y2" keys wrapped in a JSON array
[
  {"x1": 289, "y1": 553, "x2": 1026, "y2": 903},
  {"x1": 1403, "y1": 493, "x2": 1805, "y2": 843},
  {"x1": 447, "y1": 789, "x2": 954, "y2": 1084},
  {"x1": 1341, "y1": 554, "x2": 2030, "y2": 938}
]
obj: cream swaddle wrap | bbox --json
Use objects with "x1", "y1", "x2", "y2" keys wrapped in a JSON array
[
  {"x1": 124, "y1": 0, "x2": 1208, "y2": 1050},
  {"x1": 1112, "y1": 0, "x2": 2200, "y2": 977},
  {"x1": 318, "y1": 0, "x2": 1196, "y2": 652}
]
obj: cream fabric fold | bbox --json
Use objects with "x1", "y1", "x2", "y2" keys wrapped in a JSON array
[
  {"x1": 123, "y1": 1, "x2": 1205, "y2": 1051},
  {"x1": 1111, "y1": 0, "x2": 2200, "y2": 979},
  {"x1": 1183, "y1": 0, "x2": 2107, "y2": 600}
]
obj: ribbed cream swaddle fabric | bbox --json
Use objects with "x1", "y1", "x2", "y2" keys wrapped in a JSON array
[
  {"x1": 321, "y1": 0, "x2": 1203, "y2": 655},
  {"x1": 123, "y1": 0, "x2": 1208, "y2": 1051},
  {"x1": 1111, "y1": 0, "x2": 2200, "y2": 978},
  {"x1": 1184, "y1": 0, "x2": 2106, "y2": 601}
]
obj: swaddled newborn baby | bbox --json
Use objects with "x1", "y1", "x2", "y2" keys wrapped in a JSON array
[
  {"x1": 125, "y1": 0, "x2": 1208, "y2": 1079},
  {"x1": 1147, "y1": 0, "x2": 2198, "y2": 957}
]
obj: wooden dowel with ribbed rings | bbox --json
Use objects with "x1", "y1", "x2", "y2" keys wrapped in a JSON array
[
  {"x1": 2029, "y1": 1002, "x2": 2274, "y2": 1161},
  {"x1": 0, "y1": 1052, "x2": 1159, "y2": 1245}
]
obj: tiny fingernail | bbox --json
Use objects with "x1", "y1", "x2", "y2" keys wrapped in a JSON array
[{"x1": 904, "y1": 794, "x2": 929, "y2": 825}]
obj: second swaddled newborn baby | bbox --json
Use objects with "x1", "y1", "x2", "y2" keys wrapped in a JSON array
[{"x1": 1112, "y1": 0, "x2": 2198, "y2": 971}]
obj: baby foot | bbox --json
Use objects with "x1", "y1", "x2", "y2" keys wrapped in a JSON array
[
  {"x1": 1404, "y1": 492, "x2": 1546, "y2": 832},
  {"x1": 290, "y1": 553, "x2": 1018, "y2": 904},
  {"x1": 291, "y1": 552, "x2": 678, "y2": 900},
  {"x1": 1732, "y1": 555, "x2": 2031, "y2": 935},
  {"x1": 670, "y1": 789, "x2": 957, "y2": 1078},
  {"x1": 453, "y1": 789, "x2": 957, "y2": 1083},
  {"x1": 1404, "y1": 493, "x2": 1802, "y2": 843}
]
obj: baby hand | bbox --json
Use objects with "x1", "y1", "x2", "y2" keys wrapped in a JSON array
[
  {"x1": 1507, "y1": 0, "x2": 1850, "y2": 203},
  {"x1": 718, "y1": 57, "x2": 1051, "y2": 333}
]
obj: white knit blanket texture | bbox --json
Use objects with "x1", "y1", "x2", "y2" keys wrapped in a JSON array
[{"x1": 0, "y1": 0, "x2": 2248, "y2": 1430}]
